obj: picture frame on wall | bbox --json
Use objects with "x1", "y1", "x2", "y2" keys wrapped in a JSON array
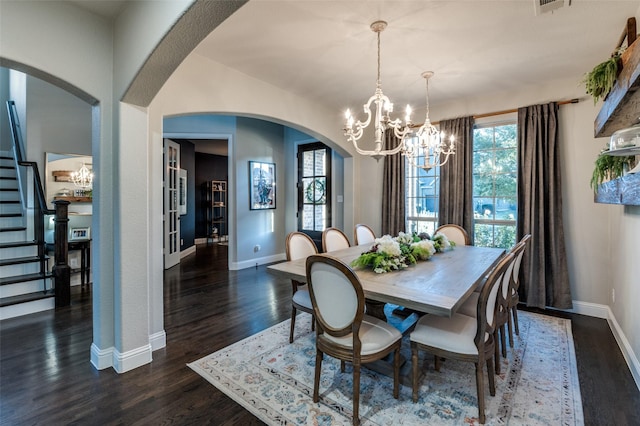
[{"x1": 249, "y1": 161, "x2": 276, "y2": 210}]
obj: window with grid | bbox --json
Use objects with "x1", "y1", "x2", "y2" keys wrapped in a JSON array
[
  {"x1": 405, "y1": 138, "x2": 440, "y2": 236},
  {"x1": 472, "y1": 123, "x2": 518, "y2": 248}
]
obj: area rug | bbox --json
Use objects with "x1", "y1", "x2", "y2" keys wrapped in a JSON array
[{"x1": 188, "y1": 310, "x2": 583, "y2": 425}]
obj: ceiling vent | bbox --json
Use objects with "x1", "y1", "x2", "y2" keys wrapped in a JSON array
[{"x1": 534, "y1": 0, "x2": 571, "y2": 16}]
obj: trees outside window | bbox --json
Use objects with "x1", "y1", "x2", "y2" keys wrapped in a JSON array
[{"x1": 472, "y1": 123, "x2": 517, "y2": 248}]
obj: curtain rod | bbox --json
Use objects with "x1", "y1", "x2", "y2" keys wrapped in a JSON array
[{"x1": 426, "y1": 98, "x2": 580, "y2": 126}]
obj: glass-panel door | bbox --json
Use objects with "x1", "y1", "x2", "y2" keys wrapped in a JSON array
[{"x1": 297, "y1": 142, "x2": 331, "y2": 250}]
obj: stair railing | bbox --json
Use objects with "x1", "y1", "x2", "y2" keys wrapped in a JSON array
[{"x1": 6, "y1": 100, "x2": 71, "y2": 306}]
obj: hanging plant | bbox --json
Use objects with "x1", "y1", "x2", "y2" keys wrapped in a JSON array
[
  {"x1": 582, "y1": 49, "x2": 624, "y2": 105},
  {"x1": 590, "y1": 148, "x2": 636, "y2": 192}
]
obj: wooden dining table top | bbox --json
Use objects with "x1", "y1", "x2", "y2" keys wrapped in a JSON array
[{"x1": 267, "y1": 244, "x2": 506, "y2": 317}]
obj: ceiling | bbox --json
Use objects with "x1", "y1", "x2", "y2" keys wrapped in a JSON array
[{"x1": 68, "y1": 0, "x2": 639, "y2": 129}]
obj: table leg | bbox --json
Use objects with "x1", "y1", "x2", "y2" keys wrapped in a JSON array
[
  {"x1": 365, "y1": 300, "x2": 387, "y2": 321},
  {"x1": 80, "y1": 245, "x2": 86, "y2": 286}
]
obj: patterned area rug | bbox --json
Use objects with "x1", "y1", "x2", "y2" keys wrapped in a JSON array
[{"x1": 188, "y1": 310, "x2": 583, "y2": 425}]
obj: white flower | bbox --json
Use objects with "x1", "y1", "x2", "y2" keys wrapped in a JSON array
[
  {"x1": 411, "y1": 239, "x2": 436, "y2": 260},
  {"x1": 374, "y1": 235, "x2": 402, "y2": 257},
  {"x1": 395, "y1": 232, "x2": 414, "y2": 245}
]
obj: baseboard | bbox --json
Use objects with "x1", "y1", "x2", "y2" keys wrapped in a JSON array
[
  {"x1": 559, "y1": 300, "x2": 639, "y2": 392},
  {"x1": 563, "y1": 300, "x2": 609, "y2": 319},
  {"x1": 112, "y1": 343, "x2": 152, "y2": 373},
  {"x1": 606, "y1": 306, "x2": 640, "y2": 392},
  {"x1": 180, "y1": 245, "x2": 196, "y2": 259},
  {"x1": 230, "y1": 253, "x2": 286, "y2": 271},
  {"x1": 149, "y1": 330, "x2": 166, "y2": 351},
  {"x1": 90, "y1": 343, "x2": 114, "y2": 370}
]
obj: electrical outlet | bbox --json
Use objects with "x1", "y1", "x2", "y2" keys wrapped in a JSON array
[
  {"x1": 254, "y1": 245, "x2": 261, "y2": 252},
  {"x1": 181, "y1": 238, "x2": 184, "y2": 246},
  {"x1": 612, "y1": 288, "x2": 615, "y2": 304},
  {"x1": 70, "y1": 258, "x2": 79, "y2": 269}
]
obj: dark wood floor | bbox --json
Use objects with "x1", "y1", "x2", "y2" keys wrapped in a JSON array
[{"x1": 1, "y1": 243, "x2": 638, "y2": 425}]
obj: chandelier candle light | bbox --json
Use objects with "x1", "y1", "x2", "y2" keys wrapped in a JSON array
[
  {"x1": 404, "y1": 71, "x2": 455, "y2": 171},
  {"x1": 71, "y1": 163, "x2": 93, "y2": 189},
  {"x1": 344, "y1": 20, "x2": 413, "y2": 161}
]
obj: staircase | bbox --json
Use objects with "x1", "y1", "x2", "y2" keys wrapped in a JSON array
[{"x1": 0, "y1": 155, "x2": 54, "y2": 320}]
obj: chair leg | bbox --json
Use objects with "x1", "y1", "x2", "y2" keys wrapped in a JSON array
[
  {"x1": 434, "y1": 354, "x2": 441, "y2": 372},
  {"x1": 494, "y1": 331, "x2": 501, "y2": 375},
  {"x1": 512, "y1": 306, "x2": 520, "y2": 335},
  {"x1": 411, "y1": 344, "x2": 419, "y2": 402},
  {"x1": 313, "y1": 350, "x2": 323, "y2": 403},
  {"x1": 289, "y1": 307, "x2": 297, "y2": 343},
  {"x1": 352, "y1": 362, "x2": 361, "y2": 426},
  {"x1": 341, "y1": 360, "x2": 346, "y2": 373},
  {"x1": 507, "y1": 308, "x2": 514, "y2": 348},
  {"x1": 474, "y1": 362, "x2": 486, "y2": 424},
  {"x1": 393, "y1": 346, "x2": 400, "y2": 399},
  {"x1": 311, "y1": 315, "x2": 315, "y2": 331},
  {"x1": 486, "y1": 357, "x2": 496, "y2": 396},
  {"x1": 500, "y1": 324, "x2": 507, "y2": 358}
]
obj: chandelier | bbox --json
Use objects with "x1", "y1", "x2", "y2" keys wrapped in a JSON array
[
  {"x1": 71, "y1": 163, "x2": 93, "y2": 189},
  {"x1": 344, "y1": 21, "x2": 413, "y2": 161},
  {"x1": 403, "y1": 71, "x2": 455, "y2": 171}
]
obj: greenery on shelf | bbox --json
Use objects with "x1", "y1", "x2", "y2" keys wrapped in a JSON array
[
  {"x1": 590, "y1": 149, "x2": 636, "y2": 193},
  {"x1": 582, "y1": 50, "x2": 623, "y2": 105}
]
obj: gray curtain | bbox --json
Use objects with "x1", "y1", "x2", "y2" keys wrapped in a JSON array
[
  {"x1": 381, "y1": 132, "x2": 405, "y2": 236},
  {"x1": 438, "y1": 116, "x2": 474, "y2": 241},
  {"x1": 517, "y1": 102, "x2": 572, "y2": 309}
]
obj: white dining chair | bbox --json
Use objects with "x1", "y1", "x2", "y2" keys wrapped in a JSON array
[
  {"x1": 435, "y1": 224, "x2": 471, "y2": 246},
  {"x1": 354, "y1": 223, "x2": 376, "y2": 246},
  {"x1": 306, "y1": 254, "x2": 402, "y2": 426},
  {"x1": 285, "y1": 232, "x2": 318, "y2": 343},
  {"x1": 507, "y1": 234, "x2": 532, "y2": 347},
  {"x1": 322, "y1": 227, "x2": 350, "y2": 252},
  {"x1": 410, "y1": 252, "x2": 514, "y2": 424}
]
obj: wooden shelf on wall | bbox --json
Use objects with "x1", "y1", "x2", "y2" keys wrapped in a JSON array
[
  {"x1": 594, "y1": 37, "x2": 640, "y2": 138},
  {"x1": 594, "y1": 173, "x2": 640, "y2": 205},
  {"x1": 52, "y1": 170, "x2": 74, "y2": 182}
]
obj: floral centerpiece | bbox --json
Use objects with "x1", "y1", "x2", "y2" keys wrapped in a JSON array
[{"x1": 350, "y1": 231, "x2": 453, "y2": 274}]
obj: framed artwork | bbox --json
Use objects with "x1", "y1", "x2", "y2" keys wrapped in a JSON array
[
  {"x1": 70, "y1": 227, "x2": 90, "y2": 241},
  {"x1": 249, "y1": 161, "x2": 276, "y2": 210}
]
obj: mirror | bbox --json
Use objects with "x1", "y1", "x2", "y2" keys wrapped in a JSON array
[{"x1": 45, "y1": 152, "x2": 93, "y2": 214}]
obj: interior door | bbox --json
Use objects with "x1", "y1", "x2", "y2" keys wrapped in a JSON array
[
  {"x1": 297, "y1": 142, "x2": 331, "y2": 251},
  {"x1": 164, "y1": 139, "x2": 180, "y2": 269}
]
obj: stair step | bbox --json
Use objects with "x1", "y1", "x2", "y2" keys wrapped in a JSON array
[
  {"x1": 0, "y1": 255, "x2": 48, "y2": 267},
  {"x1": 0, "y1": 226, "x2": 26, "y2": 232},
  {"x1": 0, "y1": 176, "x2": 17, "y2": 180},
  {"x1": 0, "y1": 240, "x2": 38, "y2": 249},
  {"x1": 0, "y1": 271, "x2": 53, "y2": 286},
  {"x1": 0, "y1": 213, "x2": 22, "y2": 218},
  {"x1": 0, "y1": 200, "x2": 20, "y2": 204},
  {"x1": 0, "y1": 188, "x2": 19, "y2": 192},
  {"x1": 0, "y1": 290, "x2": 55, "y2": 308}
]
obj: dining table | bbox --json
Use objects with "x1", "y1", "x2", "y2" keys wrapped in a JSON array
[
  {"x1": 268, "y1": 242, "x2": 506, "y2": 382},
  {"x1": 267, "y1": 243, "x2": 506, "y2": 321}
]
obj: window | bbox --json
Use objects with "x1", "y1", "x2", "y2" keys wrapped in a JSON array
[
  {"x1": 405, "y1": 136, "x2": 440, "y2": 236},
  {"x1": 297, "y1": 143, "x2": 331, "y2": 236},
  {"x1": 472, "y1": 123, "x2": 517, "y2": 248}
]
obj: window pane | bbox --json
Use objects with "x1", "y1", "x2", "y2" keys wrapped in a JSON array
[
  {"x1": 303, "y1": 151, "x2": 314, "y2": 177},
  {"x1": 314, "y1": 149, "x2": 326, "y2": 175},
  {"x1": 302, "y1": 204, "x2": 314, "y2": 230},
  {"x1": 314, "y1": 205, "x2": 326, "y2": 231},
  {"x1": 473, "y1": 123, "x2": 517, "y2": 248},
  {"x1": 405, "y1": 156, "x2": 439, "y2": 233}
]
